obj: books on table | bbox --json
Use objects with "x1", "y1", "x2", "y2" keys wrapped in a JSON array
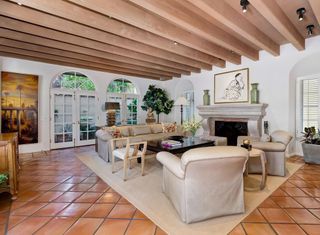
[{"x1": 161, "y1": 140, "x2": 182, "y2": 147}]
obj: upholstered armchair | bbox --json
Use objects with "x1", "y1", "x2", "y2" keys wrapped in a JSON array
[
  {"x1": 156, "y1": 146, "x2": 248, "y2": 223},
  {"x1": 237, "y1": 130, "x2": 293, "y2": 177}
]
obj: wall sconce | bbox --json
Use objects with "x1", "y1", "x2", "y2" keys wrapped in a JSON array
[
  {"x1": 306, "y1": 24, "x2": 314, "y2": 36},
  {"x1": 296, "y1": 8, "x2": 306, "y2": 21},
  {"x1": 240, "y1": 0, "x2": 250, "y2": 13}
]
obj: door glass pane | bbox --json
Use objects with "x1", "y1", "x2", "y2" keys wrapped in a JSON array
[
  {"x1": 126, "y1": 97, "x2": 138, "y2": 125},
  {"x1": 53, "y1": 93, "x2": 74, "y2": 145},
  {"x1": 79, "y1": 95, "x2": 96, "y2": 141}
]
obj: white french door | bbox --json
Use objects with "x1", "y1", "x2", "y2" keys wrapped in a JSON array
[
  {"x1": 50, "y1": 89, "x2": 97, "y2": 149},
  {"x1": 107, "y1": 93, "x2": 138, "y2": 125}
]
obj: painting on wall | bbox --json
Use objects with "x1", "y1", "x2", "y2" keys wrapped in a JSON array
[
  {"x1": 1, "y1": 72, "x2": 39, "y2": 144},
  {"x1": 214, "y1": 68, "x2": 249, "y2": 104}
]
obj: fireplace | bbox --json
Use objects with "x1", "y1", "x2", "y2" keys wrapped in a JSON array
[
  {"x1": 215, "y1": 121, "x2": 248, "y2": 146},
  {"x1": 197, "y1": 104, "x2": 267, "y2": 144}
]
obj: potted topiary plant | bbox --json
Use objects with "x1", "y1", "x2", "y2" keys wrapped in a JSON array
[
  {"x1": 141, "y1": 85, "x2": 174, "y2": 123},
  {"x1": 301, "y1": 127, "x2": 320, "y2": 164}
]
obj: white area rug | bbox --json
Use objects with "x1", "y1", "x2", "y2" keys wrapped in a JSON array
[{"x1": 77, "y1": 151, "x2": 303, "y2": 235}]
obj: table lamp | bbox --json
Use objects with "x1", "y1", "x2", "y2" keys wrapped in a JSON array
[{"x1": 105, "y1": 102, "x2": 120, "y2": 126}]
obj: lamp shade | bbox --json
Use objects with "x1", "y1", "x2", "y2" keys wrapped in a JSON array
[
  {"x1": 174, "y1": 96, "x2": 189, "y2": 106},
  {"x1": 105, "y1": 102, "x2": 120, "y2": 110}
]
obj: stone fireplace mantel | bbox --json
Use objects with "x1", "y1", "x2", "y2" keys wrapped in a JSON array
[{"x1": 197, "y1": 103, "x2": 268, "y2": 138}]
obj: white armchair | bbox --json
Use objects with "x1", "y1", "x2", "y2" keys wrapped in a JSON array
[
  {"x1": 156, "y1": 146, "x2": 248, "y2": 223},
  {"x1": 237, "y1": 130, "x2": 293, "y2": 177}
]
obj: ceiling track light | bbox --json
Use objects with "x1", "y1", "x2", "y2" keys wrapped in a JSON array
[
  {"x1": 296, "y1": 8, "x2": 306, "y2": 21},
  {"x1": 306, "y1": 24, "x2": 314, "y2": 36},
  {"x1": 240, "y1": 0, "x2": 250, "y2": 13}
]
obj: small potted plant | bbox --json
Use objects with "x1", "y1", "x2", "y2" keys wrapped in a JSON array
[
  {"x1": 301, "y1": 127, "x2": 320, "y2": 164},
  {"x1": 0, "y1": 174, "x2": 8, "y2": 188},
  {"x1": 182, "y1": 120, "x2": 202, "y2": 139}
]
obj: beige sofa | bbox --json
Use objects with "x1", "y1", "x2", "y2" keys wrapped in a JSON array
[
  {"x1": 95, "y1": 124, "x2": 184, "y2": 162},
  {"x1": 156, "y1": 146, "x2": 248, "y2": 223},
  {"x1": 237, "y1": 130, "x2": 293, "y2": 176}
]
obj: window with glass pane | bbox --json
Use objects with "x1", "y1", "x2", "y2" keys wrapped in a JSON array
[
  {"x1": 107, "y1": 79, "x2": 137, "y2": 94},
  {"x1": 107, "y1": 79, "x2": 139, "y2": 125},
  {"x1": 127, "y1": 97, "x2": 138, "y2": 125},
  {"x1": 52, "y1": 72, "x2": 95, "y2": 91},
  {"x1": 183, "y1": 91, "x2": 194, "y2": 121},
  {"x1": 302, "y1": 79, "x2": 319, "y2": 130}
]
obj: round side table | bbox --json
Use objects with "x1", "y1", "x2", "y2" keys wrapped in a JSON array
[{"x1": 244, "y1": 148, "x2": 267, "y2": 191}]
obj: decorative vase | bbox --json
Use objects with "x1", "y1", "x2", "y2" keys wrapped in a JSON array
[
  {"x1": 250, "y1": 83, "x2": 259, "y2": 104},
  {"x1": 203, "y1": 90, "x2": 210, "y2": 105}
]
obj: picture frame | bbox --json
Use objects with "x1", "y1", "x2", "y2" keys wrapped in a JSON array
[
  {"x1": 214, "y1": 68, "x2": 249, "y2": 104},
  {"x1": 1, "y1": 71, "x2": 39, "y2": 144}
]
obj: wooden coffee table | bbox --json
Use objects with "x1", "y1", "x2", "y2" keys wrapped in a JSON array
[{"x1": 147, "y1": 137, "x2": 215, "y2": 154}]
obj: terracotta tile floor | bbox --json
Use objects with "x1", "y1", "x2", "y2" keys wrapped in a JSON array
[
  {"x1": 0, "y1": 146, "x2": 166, "y2": 235},
  {"x1": 2, "y1": 147, "x2": 320, "y2": 234},
  {"x1": 229, "y1": 156, "x2": 320, "y2": 235}
]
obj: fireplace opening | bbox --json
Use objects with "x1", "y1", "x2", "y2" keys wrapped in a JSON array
[{"x1": 215, "y1": 121, "x2": 248, "y2": 146}]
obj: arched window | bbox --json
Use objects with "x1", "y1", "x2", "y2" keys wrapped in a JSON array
[
  {"x1": 107, "y1": 79, "x2": 137, "y2": 94},
  {"x1": 107, "y1": 79, "x2": 139, "y2": 125},
  {"x1": 52, "y1": 71, "x2": 95, "y2": 91}
]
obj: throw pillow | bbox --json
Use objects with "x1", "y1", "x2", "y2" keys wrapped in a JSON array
[
  {"x1": 260, "y1": 134, "x2": 271, "y2": 142},
  {"x1": 162, "y1": 122, "x2": 177, "y2": 133}
]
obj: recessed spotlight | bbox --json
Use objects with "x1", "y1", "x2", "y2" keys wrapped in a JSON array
[
  {"x1": 240, "y1": 0, "x2": 250, "y2": 13},
  {"x1": 173, "y1": 41, "x2": 178, "y2": 45},
  {"x1": 306, "y1": 24, "x2": 314, "y2": 36},
  {"x1": 296, "y1": 8, "x2": 306, "y2": 21},
  {"x1": 17, "y1": 2, "x2": 22, "y2": 5}
]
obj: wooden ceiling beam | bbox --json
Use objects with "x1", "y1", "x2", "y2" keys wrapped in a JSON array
[
  {"x1": 0, "y1": 1, "x2": 214, "y2": 71},
  {"x1": 6, "y1": 0, "x2": 221, "y2": 68},
  {"x1": 128, "y1": 0, "x2": 259, "y2": 60},
  {"x1": 0, "y1": 46, "x2": 172, "y2": 80},
  {"x1": 184, "y1": 0, "x2": 280, "y2": 56},
  {"x1": 308, "y1": 0, "x2": 320, "y2": 24},
  {"x1": 0, "y1": 38, "x2": 180, "y2": 78},
  {"x1": 0, "y1": 17, "x2": 196, "y2": 74},
  {"x1": 250, "y1": 0, "x2": 305, "y2": 50},
  {"x1": 0, "y1": 27, "x2": 186, "y2": 76},
  {"x1": 0, "y1": 51, "x2": 164, "y2": 80},
  {"x1": 64, "y1": 0, "x2": 239, "y2": 64}
]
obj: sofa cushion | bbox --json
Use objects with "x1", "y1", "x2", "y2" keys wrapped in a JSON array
[
  {"x1": 162, "y1": 122, "x2": 177, "y2": 133},
  {"x1": 252, "y1": 142, "x2": 286, "y2": 152},
  {"x1": 118, "y1": 126, "x2": 130, "y2": 137},
  {"x1": 271, "y1": 130, "x2": 292, "y2": 145},
  {"x1": 260, "y1": 134, "x2": 271, "y2": 142},
  {"x1": 131, "y1": 126, "x2": 152, "y2": 136},
  {"x1": 150, "y1": 124, "x2": 163, "y2": 134}
]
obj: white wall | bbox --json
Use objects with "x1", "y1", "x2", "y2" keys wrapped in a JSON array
[
  {"x1": 163, "y1": 35, "x2": 320, "y2": 156},
  {"x1": 2, "y1": 35, "x2": 320, "y2": 154},
  {"x1": 0, "y1": 57, "x2": 161, "y2": 153}
]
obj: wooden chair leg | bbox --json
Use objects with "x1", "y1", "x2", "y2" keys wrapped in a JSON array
[
  {"x1": 123, "y1": 158, "x2": 128, "y2": 181},
  {"x1": 141, "y1": 155, "x2": 145, "y2": 176}
]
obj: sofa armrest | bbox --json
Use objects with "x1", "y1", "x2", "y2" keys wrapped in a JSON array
[
  {"x1": 95, "y1": 129, "x2": 113, "y2": 141},
  {"x1": 156, "y1": 152, "x2": 185, "y2": 179}
]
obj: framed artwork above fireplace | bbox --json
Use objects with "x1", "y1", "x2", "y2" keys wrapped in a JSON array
[{"x1": 214, "y1": 68, "x2": 249, "y2": 104}]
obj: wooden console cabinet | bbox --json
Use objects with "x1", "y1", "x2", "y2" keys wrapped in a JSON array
[{"x1": 0, "y1": 133, "x2": 19, "y2": 200}]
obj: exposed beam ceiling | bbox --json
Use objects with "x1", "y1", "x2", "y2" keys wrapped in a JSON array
[
  {"x1": 0, "y1": 0, "x2": 317, "y2": 80},
  {"x1": 183, "y1": 0, "x2": 280, "y2": 56},
  {"x1": 250, "y1": 0, "x2": 305, "y2": 50},
  {"x1": 308, "y1": 0, "x2": 320, "y2": 24}
]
